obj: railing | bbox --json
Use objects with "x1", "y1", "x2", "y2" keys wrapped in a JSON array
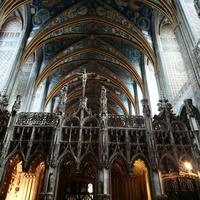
[
  {"x1": 107, "y1": 115, "x2": 145, "y2": 128},
  {"x1": 16, "y1": 112, "x2": 58, "y2": 126}
]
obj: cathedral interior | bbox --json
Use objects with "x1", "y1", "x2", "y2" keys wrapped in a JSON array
[{"x1": 1, "y1": 0, "x2": 200, "y2": 199}]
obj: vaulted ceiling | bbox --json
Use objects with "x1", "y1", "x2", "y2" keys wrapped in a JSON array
[{"x1": 0, "y1": 0, "x2": 178, "y2": 115}]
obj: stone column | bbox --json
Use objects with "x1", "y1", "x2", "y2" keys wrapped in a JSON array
[
  {"x1": 97, "y1": 86, "x2": 111, "y2": 200},
  {"x1": 97, "y1": 169, "x2": 111, "y2": 200},
  {"x1": 141, "y1": 55, "x2": 151, "y2": 102},
  {"x1": 45, "y1": 99, "x2": 53, "y2": 112},
  {"x1": 141, "y1": 99, "x2": 168, "y2": 200},
  {"x1": 184, "y1": 99, "x2": 200, "y2": 153},
  {"x1": 39, "y1": 126, "x2": 60, "y2": 200},
  {"x1": 128, "y1": 99, "x2": 133, "y2": 115},
  {"x1": 21, "y1": 59, "x2": 39, "y2": 112},
  {"x1": 40, "y1": 86, "x2": 67, "y2": 199},
  {"x1": 0, "y1": 95, "x2": 21, "y2": 185},
  {"x1": 133, "y1": 82, "x2": 140, "y2": 115},
  {"x1": 30, "y1": 79, "x2": 47, "y2": 112}
]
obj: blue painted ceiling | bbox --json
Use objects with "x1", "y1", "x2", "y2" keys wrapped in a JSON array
[{"x1": 29, "y1": 0, "x2": 154, "y2": 115}]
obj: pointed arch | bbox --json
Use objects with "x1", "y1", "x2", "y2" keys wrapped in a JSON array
[
  {"x1": 109, "y1": 153, "x2": 129, "y2": 175},
  {"x1": 79, "y1": 152, "x2": 100, "y2": 171},
  {"x1": 111, "y1": 154, "x2": 152, "y2": 200},
  {"x1": 82, "y1": 116, "x2": 100, "y2": 127},
  {"x1": 24, "y1": 151, "x2": 46, "y2": 173},
  {"x1": 130, "y1": 153, "x2": 152, "y2": 172},
  {"x1": 160, "y1": 154, "x2": 179, "y2": 174}
]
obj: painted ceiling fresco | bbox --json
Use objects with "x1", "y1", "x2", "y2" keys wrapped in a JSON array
[
  {"x1": 0, "y1": 0, "x2": 178, "y2": 115},
  {"x1": 31, "y1": 0, "x2": 152, "y2": 33}
]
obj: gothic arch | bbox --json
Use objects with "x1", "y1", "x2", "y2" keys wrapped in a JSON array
[
  {"x1": 109, "y1": 154, "x2": 129, "y2": 175},
  {"x1": 57, "y1": 152, "x2": 76, "y2": 169},
  {"x1": 111, "y1": 157, "x2": 152, "y2": 200},
  {"x1": 24, "y1": 151, "x2": 46, "y2": 173},
  {"x1": 45, "y1": 70, "x2": 136, "y2": 114},
  {"x1": 153, "y1": 120, "x2": 169, "y2": 130},
  {"x1": 57, "y1": 152, "x2": 97, "y2": 199},
  {"x1": 2, "y1": 150, "x2": 23, "y2": 168},
  {"x1": 0, "y1": 153, "x2": 22, "y2": 199},
  {"x1": 21, "y1": 9, "x2": 155, "y2": 66},
  {"x1": 171, "y1": 120, "x2": 188, "y2": 131},
  {"x1": 130, "y1": 153, "x2": 151, "y2": 173},
  {"x1": 63, "y1": 116, "x2": 80, "y2": 126},
  {"x1": 160, "y1": 154, "x2": 179, "y2": 174},
  {"x1": 82, "y1": 116, "x2": 99, "y2": 127},
  {"x1": 0, "y1": 151, "x2": 46, "y2": 199},
  {"x1": 79, "y1": 153, "x2": 99, "y2": 171}
]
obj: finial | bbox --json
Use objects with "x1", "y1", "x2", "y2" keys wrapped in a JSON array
[
  {"x1": 82, "y1": 68, "x2": 87, "y2": 98},
  {"x1": 101, "y1": 86, "x2": 107, "y2": 98},
  {"x1": 57, "y1": 85, "x2": 68, "y2": 116}
]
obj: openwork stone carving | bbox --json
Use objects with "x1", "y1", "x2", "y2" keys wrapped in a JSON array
[
  {"x1": 107, "y1": 115, "x2": 145, "y2": 128},
  {"x1": 16, "y1": 112, "x2": 58, "y2": 126},
  {"x1": 100, "y1": 86, "x2": 108, "y2": 129}
]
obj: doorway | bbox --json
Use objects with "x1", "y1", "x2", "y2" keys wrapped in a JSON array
[
  {"x1": 57, "y1": 155, "x2": 97, "y2": 200},
  {"x1": 64, "y1": 182, "x2": 94, "y2": 200},
  {"x1": 111, "y1": 158, "x2": 151, "y2": 200}
]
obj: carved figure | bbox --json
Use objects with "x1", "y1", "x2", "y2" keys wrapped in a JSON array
[
  {"x1": 0, "y1": 93, "x2": 8, "y2": 112},
  {"x1": 184, "y1": 99, "x2": 197, "y2": 117},
  {"x1": 48, "y1": 173, "x2": 54, "y2": 192},
  {"x1": 57, "y1": 85, "x2": 68, "y2": 116},
  {"x1": 11, "y1": 95, "x2": 21, "y2": 116},
  {"x1": 141, "y1": 99, "x2": 151, "y2": 117}
]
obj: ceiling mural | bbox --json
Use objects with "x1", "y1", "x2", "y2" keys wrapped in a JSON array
[
  {"x1": 31, "y1": 0, "x2": 153, "y2": 33},
  {"x1": 0, "y1": 0, "x2": 178, "y2": 115},
  {"x1": 29, "y1": 0, "x2": 153, "y2": 115}
]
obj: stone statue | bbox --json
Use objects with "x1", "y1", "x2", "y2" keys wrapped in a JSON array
[
  {"x1": 11, "y1": 95, "x2": 21, "y2": 116},
  {"x1": 184, "y1": 99, "x2": 197, "y2": 118},
  {"x1": 141, "y1": 99, "x2": 151, "y2": 117},
  {"x1": 48, "y1": 173, "x2": 54, "y2": 192}
]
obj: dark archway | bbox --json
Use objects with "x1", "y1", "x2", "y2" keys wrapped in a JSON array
[
  {"x1": 57, "y1": 155, "x2": 97, "y2": 200},
  {"x1": 0, "y1": 153, "x2": 45, "y2": 200},
  {"x1": 111, "y1": 158, "x2": 151, "y2": 200}
]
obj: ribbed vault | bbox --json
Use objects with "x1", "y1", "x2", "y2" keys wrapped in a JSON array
[{"x1": 0, "y1": 0, "x2": 179, "y2": 115}]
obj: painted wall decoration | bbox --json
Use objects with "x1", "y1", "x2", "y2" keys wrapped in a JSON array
[
  {"x1": 32, "y1": 8, "x2": 50, "y2": 26},
  {"x1": 0, "y1": 18, "x2": 22, "y2": 92},
  {"x1": 31, "y1": 0, "x2": 153, "y2": 34}
]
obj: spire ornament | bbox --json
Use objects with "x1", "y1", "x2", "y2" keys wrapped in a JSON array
[
  {"x1": 153, "y1": 97, "x2": 177, "y2": 123},
  {"x1": 100, "y1": 86, "x2": 108, "y2": 129},
  {"x1": 57, "y1": 85, "x2": 68, "y2": 117}
]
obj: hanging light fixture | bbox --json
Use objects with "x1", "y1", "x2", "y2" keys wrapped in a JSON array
[{"x1": 184, "y1": 161, "x2": 193, "y2": 172}]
